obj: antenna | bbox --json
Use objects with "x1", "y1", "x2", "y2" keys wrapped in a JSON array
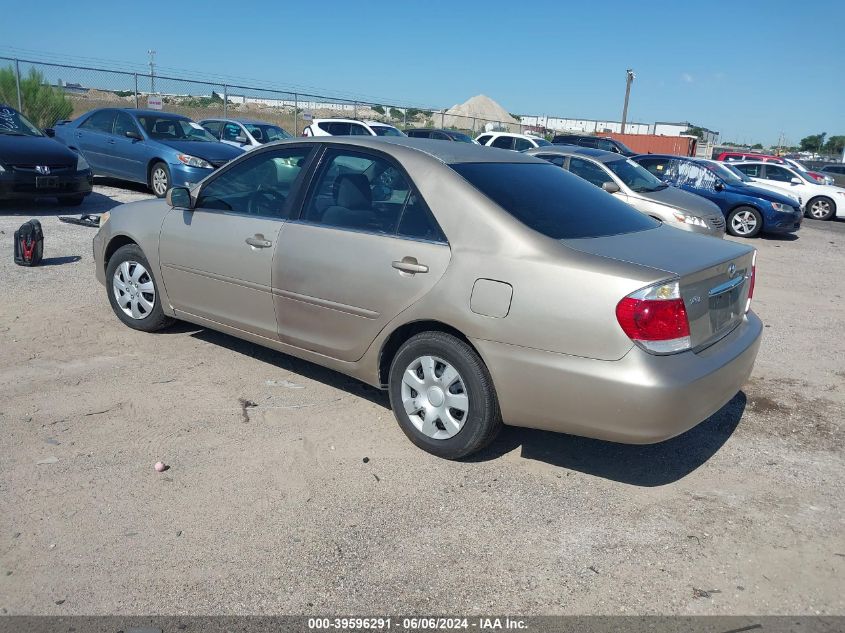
[{"x1": 147, "y1": 49, "x2": 157, "y2": 93}]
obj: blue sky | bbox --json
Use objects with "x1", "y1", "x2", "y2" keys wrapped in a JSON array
[{"x1": 1, "y1": 0, "x2": 842, "y2": 145}]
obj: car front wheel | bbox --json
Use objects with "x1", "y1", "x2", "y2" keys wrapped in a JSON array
[
  {"x1": 149, "y1": 162, "x2": 170, "y2": 198},
  {"x1": 727, "y1": 206, "x2": 763, "y2": 238},
  {"x1": 105, "y1": 244, "x2": 173, "y2": 332},
  {"x1": 806, "y1": 196, "x2": 836, "y2": 221},
  {"x1": 388, "y1": 331, "x2": 502, "y2": 459}
]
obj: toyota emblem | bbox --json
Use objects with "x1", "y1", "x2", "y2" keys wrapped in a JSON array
[{"x1": 35, "y1": 165, "x2": 51, "y2": 175}]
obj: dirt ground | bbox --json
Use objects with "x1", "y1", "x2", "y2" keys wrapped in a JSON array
[{"x1": 1, "y1": 181, "x2": 843, "y2": 616}]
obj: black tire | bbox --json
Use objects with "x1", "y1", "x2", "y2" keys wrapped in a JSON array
[
  {"x1": 105, "y1": 244, "x2": 173, "y2": 332},
  {"x1": 806, "y1": 196, "x2": 836, "y2": 221},
  {"x1": 149, "y1": 161, "x2": 170, "y2": 198},
  {"x1": 59, "y1": 195, "x2": 85, "y2": 206},
  {"x1": 726, "y1": 206, "x2": 763, "y2": 238},
  {"x1": 388, "y1": 331, "x2": 502, "y2": 459}
]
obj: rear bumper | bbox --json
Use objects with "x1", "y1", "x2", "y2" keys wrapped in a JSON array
[
  {"x1": 0, "y1": 169, "x2": 93, "y2": 200},
  {"x1": 473, "y1": 311, "x2": 763, "y2": 444}
]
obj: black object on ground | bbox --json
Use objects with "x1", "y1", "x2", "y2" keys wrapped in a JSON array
[
  {"x1": 58, "y1": 214, "x2": 100, "y2": 228},
  {"x1": 14, "y1": 220, "x2": 44, "y2": 266}
]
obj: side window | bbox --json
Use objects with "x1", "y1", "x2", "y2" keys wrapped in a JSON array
[
  {"x1": 674, "y1": 162, "x2": 718, "y2": 190},
  {"x1": 513, "y1": 137, "x2": 533, "y2": 151},
  {"x1": 80, "y1": 110, "x2": 115, "y2": 134},
  {"x1": 433, "y1": 131, "x2": 450, "y2": 140},
  {"x1": 397, "y1": 193, "x2": 446, "y2": 242},
  {"x1": 476, "y1": 135, "x2": 492, "y2": 145},
  {"x1": 196, "y1": 147, "x2": 312, "y2": 218},
  {"x1": 765, "y1": 166, "x2": 793, "y2": 182},
  {"x1": 113, "y1": 112, "x2": 140, "y2": 137},
  {"x1": 536, "y1": 154, "x2": 566, "y2": 167},
  {"x1": 734, "y1": 163, "x2": 761, "y2": 178},
  {"x1": 327, "y1": 122, "x2": 352, "y2": 135},
  {"x1": 202, "y1": 120, "x2": 223, "y2": 138},
  {"x1": 221, "y1": 122, "x2": 242, "y2": 142},
  {"x1": 579, "y1": 138, "x2": 599, "y2": 148},
  {"x1": 491, "y1": 135, "x2": 514, "y2": 150},
  {"x1": 638, "y1": 158, "x2": 670, "y2": 178},
  {"x1": 302, "y1": 150, "x2": 426, "y2": 236},
  {"x1": 349, "y1": 123, "x2": 371, "y2": 136},
  {"x1": 568, "y1": 157, "x2": 611, "y2": 188},
  {"x1": 595, "y1": 139, "x2": 617, "y2": 152}
]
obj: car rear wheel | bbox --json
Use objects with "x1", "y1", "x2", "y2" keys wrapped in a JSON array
[
  {"x1": 105, "y1": 244, "x2": 173, "y2": 332},
  {"x1": 149, "y1": 162, "x2": 170, "y2": 198},
  {"x1": 388, "y1": 331, "x2": 502, "y2": 459},
  {"x1": 727, "y1": 206, "x2": 762, "y2": 238},
  {"x1": 806, "y1": 196, "x2": 835, "y2": 221}
]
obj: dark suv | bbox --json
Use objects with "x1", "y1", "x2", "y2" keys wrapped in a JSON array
[{"x1": 551, "y1": 134, "x2": 635, "y2": 156}]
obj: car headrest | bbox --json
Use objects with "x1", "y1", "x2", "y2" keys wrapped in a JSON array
[
  {"x1": 334, "y1": 174, "x2": 371, "y2": 209},
  {"x1": 154, "y1": 121, "x2": 173, "y2": 134}
]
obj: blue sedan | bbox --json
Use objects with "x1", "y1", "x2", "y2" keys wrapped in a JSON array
[
  {"x1": 634, "y1": 154, "x2": 802, "y2": 238},
  {"x1": 53, "y1": 108, "x2": 244, "y2": 197}
]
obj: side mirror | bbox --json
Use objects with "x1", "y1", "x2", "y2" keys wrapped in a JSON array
[
  {"x1": 44, "y1": 128, "x2": 55, "y2": 138},
  {"x1": 714, "y1": 181, "x2": 725, "y2": 192},
  {"x1": 235, "y1": 135, "x2": 249, "y2": 144},
  {"x1": 125, "y1": 130, "x2": 143, "y2": 141},
  {"x1": 601, "y1": 181, "x2": 621, "y2": 194},
  {"x1": 166, "y1": 187, "x2": 193, "y2": 209},
  {"x1": 790, "y1": 177, "x2": 802, "y2": 185}
]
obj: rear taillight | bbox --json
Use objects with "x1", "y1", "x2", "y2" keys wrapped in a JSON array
[
  {"x1": 745, "y1": 250, "x2": 757, "y2": 313},
  {"x1": 616, "y1": 280, "x2": 691, "y2": 354}
]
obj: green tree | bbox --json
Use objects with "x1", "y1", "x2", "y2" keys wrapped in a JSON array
[
  {"x1": 823, "y1": 135, "x2": 845, "y2": 156},
  {"x1": 0, "y1": 66, "x2": 73, "y2": 128},
  {"x1": 751, "y1": 143, "x2": 763, "y2": 149},
  {"x1": 389, "y1": 107, "x2": 403, "y2": 120},
  {"x1": 799, "y1": 133, "x2": 826, "y2": 153},
  {"x1": 371, "y1": 105, "x2": 385, "y2": 115}
]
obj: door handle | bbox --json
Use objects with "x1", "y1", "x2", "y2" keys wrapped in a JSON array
[
  {"x1": 392, "y1": 257, "x2": 428, "y2": 274},
  {"x1": 245, "y1": 235, "x2": 272, "y2": 248}
]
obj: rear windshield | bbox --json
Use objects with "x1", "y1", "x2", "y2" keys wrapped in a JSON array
[{"x1": 451, "y1": 162, "x2": 658, "y2": 239}]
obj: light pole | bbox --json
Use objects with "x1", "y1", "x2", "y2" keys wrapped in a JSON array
[
  {"x1": 620, "y1": 68, "x2": 635, "y2": 134},
  {"x1": 147, "y1": 49, "x2": 157, "y2": 93}
]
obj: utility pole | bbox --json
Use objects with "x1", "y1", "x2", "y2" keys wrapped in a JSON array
[
  {"x1": 147, "y1": 49, "x2": 157, "y2": 93},
  {"x1": 620, "y1": 68, "x2": 635, "y2": 134}
]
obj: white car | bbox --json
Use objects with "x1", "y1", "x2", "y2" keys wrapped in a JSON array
[
  {"x1": 475, "y1": 132, "x2": 553, "y2": 151},
  {"x1": 199, "y1": 118, "x2": 292, "y2": 150},
  {"x1": 731, "y1": 161, "x2": 845, "y2": 221},
  {"x1": 720, "y1": 163, "x2": 803, "y2": 207},
  {"x1": 302, "y1": 119, "x2": 404, "y2": 137},
  {"x1": 782, "y1": 158, "x2": 834, "y2": 185}
]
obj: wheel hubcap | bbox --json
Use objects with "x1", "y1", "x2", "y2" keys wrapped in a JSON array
[
  {"x1": 113, "y1": 261, "x2": 155, "y2": 320},
  {"x1": 731, "y1": 210, "x2": 757, "y2": 235},
  {"x1": 810, "y1": 200, "x2": 830, "y2": 218},
  {"x1": 401, "y1": 355, "x2": 469, "y2": 440},
  {"x1": 152, "y1": 169, "x2": 168, "y2": 195}
]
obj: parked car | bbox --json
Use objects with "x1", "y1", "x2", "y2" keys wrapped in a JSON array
[
  {"x1": 52, "y1": 109, "x2": 244, "y2": 197},
  {"x1": 551, "y1": 134, "x2": 636, "y2": 156},
  {"x1": 0, "y1": 104, "x2": 92, "y2": 204},
  {"x1": 819, "y1": 164, "x2": 845, "y2": 187},
  {"x1": 404, "y1": 128, "x2": 475, "y2": 143},
  {"x1": 730, "y1": 161, "x2": 845, "y2": 221},
  {"x1": 716, "y1": 152, "x2": 832, "y2": 184},
  {"x1": 200, "y1": 118, "x2": 292, "y2": 150},
  {"x1": 93, "y1": 137, "x2": 762, "y2": 459},
  {"x1": 474, "y1": 132, "x2": 551, "y2": 151},
  {"x1": 717, "y1": 151, "x2": 784, "y2": 163},
  {"x1": 720, "y1": 163, "x2": 803, "y2": 207},
  {"x1": 526, "y1": 146, "x2": 725, "y2": 237},
  {"x1": 780, "y1": 158, "x2": 833, "y2": 185},
  {"x1": 301, "y1": 119, "x2": 405, "y2": 137},
  {"x1": 635, "y1": 154, "x2": 803, "y2": 237}
]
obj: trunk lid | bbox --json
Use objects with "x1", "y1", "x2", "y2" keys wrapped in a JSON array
[{"x1": 563, "y1": 225, "x2": 754, "y2": 349}]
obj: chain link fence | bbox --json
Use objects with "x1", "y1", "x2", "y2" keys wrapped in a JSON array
[{"x1": 0, "y1": 56, "x2": 542, "y2": 140}]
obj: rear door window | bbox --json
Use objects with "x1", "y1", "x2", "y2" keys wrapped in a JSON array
[
  {"x1": 733, "y1": 163, "x2": 762, "y2": 178},
  {"x1": 349, "y1": 123, "x2": 371, "y2": 136},
  {"x1": 568, "y1": 157, "x2": 611, "y2": 187},
  {"x1": 451, "y1": 162, "x2": 657, "y2": 239},
  {"x1": 80, "y1": 110, "x2": 116, "y2": 134},
  {"x1": 491, "y1": 135, "x2": 514, "y2": 150},
  {"x1": 476, "y1": 135, "x2": 492, "y2": 145}
]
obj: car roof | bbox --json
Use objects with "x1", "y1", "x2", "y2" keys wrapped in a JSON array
[
  {"x1": 526, "y1": 146, "x2": 623, "y2": 163},
  {"x1": 266, "y1": 136, "x2": 542, "y2": 164},
  {"x1": 104, "y1": 108, "x2": 190, "y2": 119}
]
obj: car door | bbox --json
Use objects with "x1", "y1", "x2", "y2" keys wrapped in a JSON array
[
  {"x1": 220, "y1": 121, "x2": 247, "y2": 148},
  {"x1": 159, "y1": 145, "x2": 315, "y2": 339},
  {"x1": 763, "y1": 164, "x2": 807, "y2": 198},
  {"x1": 74, "y1": 110, "x2": 116, "y2": 173},
  {"x1": 272, "y1": 146, "x2": 451, "y2": 362},
  {"x1": 513, "y1": 137, "x2": 534, "y2": 152},
  {"x1": 568, "y1": 157, "x2": 619, "y2": 195},
  {"x1": 108, "y1": 111, "x2": 147, "y2": 182}
]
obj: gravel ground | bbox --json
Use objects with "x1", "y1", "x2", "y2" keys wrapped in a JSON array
[{"x1": 1, "y1": 182, "x2": 843, "y2": 616}]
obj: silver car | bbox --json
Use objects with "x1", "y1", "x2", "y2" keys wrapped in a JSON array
[
  {"x1": 93, "y1": 137, "x2": 762, "y2": 459},
  {"x1": 528, "y1": 146, "x2": 726, "y2": 236},
  {"x1": 199, "y1": 118, "x2": 292, "y2": 151}
]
